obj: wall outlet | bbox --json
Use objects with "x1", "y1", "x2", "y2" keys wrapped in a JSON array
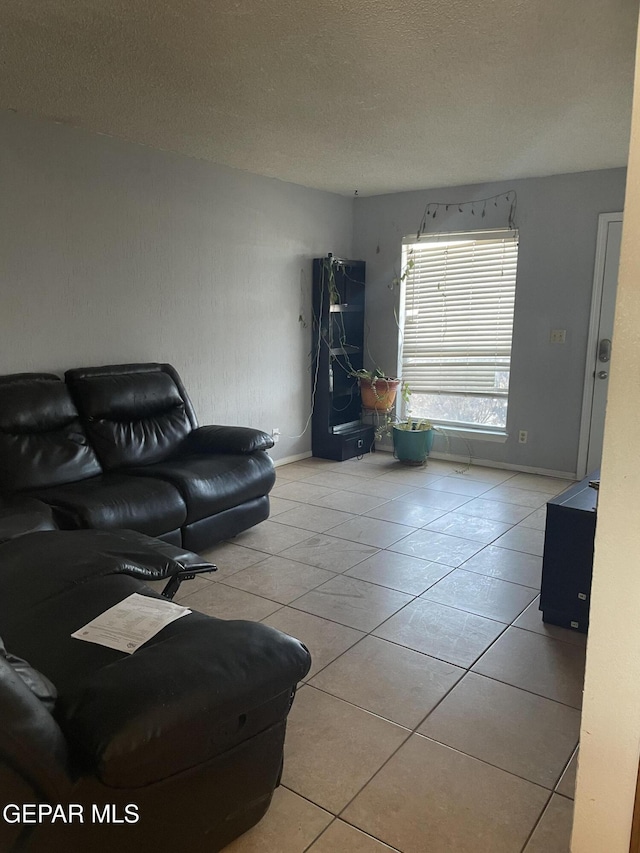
[
  {"x1": 518, "y1": 430, "x2": 528, "y2": 444},
  {"x1": 272, "y1": 428, "x2": 280, "y2": 444},
  {"x1": 550, "y1": 329, "x2": 566, "y2": 344}
]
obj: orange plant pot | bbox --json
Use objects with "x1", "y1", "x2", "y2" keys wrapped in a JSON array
[{"x1": 359, "y1": 377, "x2": 400, "y2": 412}]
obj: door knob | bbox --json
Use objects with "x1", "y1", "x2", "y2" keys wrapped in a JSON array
[{"x1": 597, "y1": 371, "x2": 608, "y2": 379}]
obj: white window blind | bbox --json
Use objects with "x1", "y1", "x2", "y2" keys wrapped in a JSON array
[{"x1": 400, "y1": 230, "x2": 518, "y2": 405}]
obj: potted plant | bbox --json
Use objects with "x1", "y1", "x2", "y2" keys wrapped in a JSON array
[
  {"x1": 352, "y1": 369, "x2": 410, "y2": 413},
  {"x1": 392, "y1": 417, "x2": 436, "y2": 465}
]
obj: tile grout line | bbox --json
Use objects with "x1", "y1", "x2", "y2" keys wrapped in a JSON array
[
  {"x1": 287, "y1": 682, "x2": 573, "y2": 850},
  {"x1": 203, "y1": 552, "x2": 579, "y2": 677},
  {"x1": 518, "y1": 790, "x2": 555, "y2": 853},
  {"x1": 290, "y1": 671, "x2": 578, "y2": 819},
  {"x1": 211, "y1": 462, "x2": 580, "y2": 851},
  {"x1": 202, "y1": 573, "x2": 579, "y2": 698},
  {"x1": 288, "y1": 565, "x2": 580, "y2": 799},
  {"x1": 290, "y1": 592, "x2": 582, "y2": 710}
]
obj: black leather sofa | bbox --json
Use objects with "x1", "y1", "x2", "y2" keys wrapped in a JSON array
[
  {"x1": 0, "y1": 529, "x2": 311, "y2": 853},
  {"x1": 0, "y1": 364, "x2": 276, "y2": 552}
]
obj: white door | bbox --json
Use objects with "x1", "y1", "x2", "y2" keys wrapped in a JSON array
[{"x1": 577, "y1": 213, "x2": 623, "y2": 478}]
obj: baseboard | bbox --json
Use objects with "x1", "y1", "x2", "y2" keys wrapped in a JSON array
[
  {"x1": 427, "y1": 450, "x2": 576, "y2": 480},
  {"x1": 272, "y1": 445, "x2": 576, "y2": 480},
  {"x1": 272, "y1": 451, "x2": 313, "y2": 467}
]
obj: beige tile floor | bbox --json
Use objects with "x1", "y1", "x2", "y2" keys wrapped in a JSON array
[{"x1": 176, "y1": 453, "x2": 586, "y2": 852}]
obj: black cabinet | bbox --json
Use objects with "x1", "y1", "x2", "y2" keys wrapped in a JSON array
[
  {"x1": 540, "y1": 473, "x2": 598, "y2": 633},
  {"x1": 311, "y1": 255, "x2": 375, "y2": 461}
]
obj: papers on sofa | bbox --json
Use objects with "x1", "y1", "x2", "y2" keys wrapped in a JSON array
[{"x1": 71, "y1": 593, "x2": 191, "y2": 654}]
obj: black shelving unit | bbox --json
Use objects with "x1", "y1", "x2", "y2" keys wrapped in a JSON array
[{"x1": 311, "y1": 255, "x2": 375, "y2": 461}]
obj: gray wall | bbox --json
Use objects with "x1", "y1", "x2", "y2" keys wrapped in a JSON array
[
  {"x1": 0, "y1": 111, "x2": 625, "y2": 474},
  {"x1": 0, "y1": 112, "x2": 353, "y2": 461},
  {"x1": 353, "y1": 170, "x2": 627, "y2": 475}
]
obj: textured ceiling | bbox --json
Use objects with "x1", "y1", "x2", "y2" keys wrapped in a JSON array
[{"x1": 1, "y1": 0, "x2": 638, "y2": 195}]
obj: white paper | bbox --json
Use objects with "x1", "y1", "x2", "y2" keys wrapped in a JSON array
[{"x1": 71, "y1": 593, "x2": 191, "y2": 654}]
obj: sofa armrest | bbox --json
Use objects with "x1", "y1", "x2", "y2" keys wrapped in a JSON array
[
  {"x1": 105, "y1": 529, "x2": 215, "y2": 575},
  {"x1": 187, "y1": 425, "x2": 274, "y2": 454},
  {"x1": 0, "y1": 655, "x2": 71, "y2": 803},
  {"x1": 56, "y1": 615, "x2": 311, "y2": 788}
]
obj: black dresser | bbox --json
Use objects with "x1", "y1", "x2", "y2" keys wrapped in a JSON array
[{"x1": 540, "y1": 472, "x2": 598, "y2": 634}]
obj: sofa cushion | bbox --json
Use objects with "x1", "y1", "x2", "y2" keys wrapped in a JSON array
[
  {"x1": 131, "y1": 452, "x2": 276, "y2": 524},
  {"x1": 34, "y1": 474, "x2": 187, "y2": 538},
  {"x1": 0, "y1": 374, "x2": 102, "y2": 490},
  {"x1": 67, "y1": 370, "x2": 193, "y2": 469},
  {"x1": 0, "y1": 496, "x2": 57, "y2": 544}
]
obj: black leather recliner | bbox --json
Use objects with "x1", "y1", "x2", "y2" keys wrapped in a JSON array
[
  {"x1": 0, "y1": 364, "x2": 276, "y2": 551},
  {"x1": 0, "y1": 530, "x2": 311, "y2": 853}
]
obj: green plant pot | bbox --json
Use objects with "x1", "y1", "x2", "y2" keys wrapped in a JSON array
[{"x1": 392, "y1": 425, "x2": 434, "y2": 465}]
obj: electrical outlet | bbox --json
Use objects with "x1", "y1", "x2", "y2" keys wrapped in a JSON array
[
  {"x1": 518, "y1": 430, "x2": 528, "y2": 444},
  {"x1": 550, "y1": 329, "x2": 566, "y2": 344},
  {"x1": 272, "y1": 428, "x2": 280, "y2": 444}
]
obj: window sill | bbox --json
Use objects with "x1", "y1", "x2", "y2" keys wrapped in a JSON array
[{"x1": 433, "y1": 424, "x2": 508, "y2": 444}]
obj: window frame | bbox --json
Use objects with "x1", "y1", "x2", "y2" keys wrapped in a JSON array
[{"x1": 397, "y1": 228, "x2": 518, "y2": 440}]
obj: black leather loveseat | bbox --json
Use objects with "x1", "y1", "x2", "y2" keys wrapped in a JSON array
[
  {"x1": 0, "y1": 529, "x2": 311, "y2": 853},
  {"x1": 0, "y1": 363, "x2": 276, "y2": 552}
]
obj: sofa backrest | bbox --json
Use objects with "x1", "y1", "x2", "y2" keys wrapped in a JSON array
[
  {"x1": 65, "y1": 363, "x2": 198, "y2": 470},
  {"x1": 0, "y1": 374, "x2": 103, "y2": 492}
]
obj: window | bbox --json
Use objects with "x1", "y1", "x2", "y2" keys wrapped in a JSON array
[{"x1": 399, "y1": 229, "x2": 518, "y2": 431}]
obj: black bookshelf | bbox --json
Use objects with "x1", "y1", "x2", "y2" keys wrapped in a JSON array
[{"x1": 311, "y1": 255, "x2": 375, "y2": 461}]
